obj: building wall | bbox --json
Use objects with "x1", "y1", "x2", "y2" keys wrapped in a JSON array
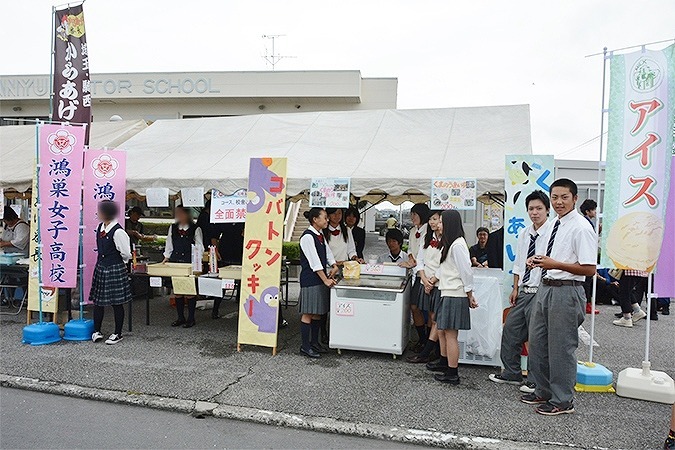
[{"x1": 0, "y1": 70, "x2": 397, "y2": 123}]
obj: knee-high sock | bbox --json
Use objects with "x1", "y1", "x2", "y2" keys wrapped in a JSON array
[
  {"x1": 112, "y1": 304, "x2": 124, "y2": 335},
  {"x1": 175, "y1": 297, "x2": 186, "y2": 321},
  {"x1": 320, "y1": 314, "x2": 328, "y2": 339},
  {"x1": 300, "y1": 322, "x2": 311, "y2": 351},
  {"x1": 311, "y1": 319, "x2": 321, "y2": 347},
  {"x1": 93, "y1": 305, "x2": 105, "y2": 332},
  {"x1": 187, "y1": 297, "x2": 197, "y2": 322}
]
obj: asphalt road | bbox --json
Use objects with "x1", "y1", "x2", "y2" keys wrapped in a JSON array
[{"x1": 0, "y1": 387, "x2": 418, "y2": 449}]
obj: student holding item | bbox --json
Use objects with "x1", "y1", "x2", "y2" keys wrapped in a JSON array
[
  {"x1": 377, "y1": 229, "x2": 408, "y2": 264},
  {"x1": 90, "y1": 201, "x2": 132, "y2": 345},
  {"x1": 407, "y1": 210, "x2": 443, "y2": 363},
  {"x1": 344, "y1": 207, "x2": 366, "y2": 259},
  {"x1": 162, "y1": 205, "x2": 204, "y2": 328},
  {"x1": 432, "y1": 210, "x2": 477, "y2": 385},
  {"x1": 298, "y1": 208, "x2": 339, "y2": 358},
  {"x1": 401, "y1": 203, "x2": 430, "y2": 353},
  {"x1": 489, "y1": 190, "x2": 551, "y2": 392}
]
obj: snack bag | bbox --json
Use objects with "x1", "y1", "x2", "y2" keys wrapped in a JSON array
[{"x1": 342, "y1": 260, "x2": 361, "y2": 279}]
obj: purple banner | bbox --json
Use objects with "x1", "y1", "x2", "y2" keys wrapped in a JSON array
[
  {"x1": 52, "y1": 4, "x2": 91, "y2": 143},
  {"x1": 38, "y1": 123, "x2": 85, "y2": 288},
  {"x1": 82, "y1": 150, "x2": 127, "y2": 303},
  {"x1": 654, "y1": 156, "x2": 674, "y2": 297}
]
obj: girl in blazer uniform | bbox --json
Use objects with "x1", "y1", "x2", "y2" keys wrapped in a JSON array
[
  {"x1": 298, "y1": 208, "x2": 339, "y2": 358},
  {"x1": 431, "y1": 210, "x2": 478, "y2": 385},
  {"x1": 162, "y1": 206, "x2": 204, "y2": 328},
  {"x1": 90, "y1": 200, "x2": 132, "y2": 345}
]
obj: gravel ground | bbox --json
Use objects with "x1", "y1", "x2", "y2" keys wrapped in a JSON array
[{"x1": 1, "y1": 234, "x2": 673, "y2": 449}]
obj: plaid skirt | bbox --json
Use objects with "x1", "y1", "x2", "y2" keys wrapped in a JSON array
[
  {"x1": 417, "y1": 283, "x2": 440, "y2": 313},
  {"x1": 298, "y1": 284, "x2": 330, "y2": 315},
  {"x1": 89, "y1": 262, "x2": 132, "y2": 306},
  {"x1": 436, "y1": 296, "x2": 471, "y2": 331}
]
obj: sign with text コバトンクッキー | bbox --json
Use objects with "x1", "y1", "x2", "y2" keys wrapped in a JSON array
[
  {"x1": 237, "y1": 158, "x2": 287, "y2": 350},
  {"x1": 601, "y1": 44, "x2": 674, "y2": 272},
  {"x1": 309, "y1": 178, "x2": 350, "y2": 208},
  {"x1": 430, "y1": 178, "x2": 476, "y2": 210}
]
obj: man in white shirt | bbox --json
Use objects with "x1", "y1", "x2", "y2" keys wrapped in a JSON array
[
  {"x1": 521, "y1": 179, "x2": 597, "y2": 416},
  {"x1": 377, "y1": 229, "x2": 408, "y2": 264},
  {"x1": 489, "y1": 190, "x2": 551, "y2": 391}
]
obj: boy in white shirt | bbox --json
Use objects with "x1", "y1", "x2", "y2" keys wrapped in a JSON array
[{"x1": 377, "y1": 229, "x2": 408, "y2": 264}]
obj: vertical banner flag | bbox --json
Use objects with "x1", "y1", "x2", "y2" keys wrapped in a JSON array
[
  {"x1": 38, "y1": 124, "x2": 85, "y2": 288},
  {"x1": 210, "y1": 189, "x2": 247, "y2": 223},
  {"x1": 83, "y1": 150, "x2": 127, "y2": 303},
  {"x1": 53, "y1": 4, "x2": 91, "y2": 143},
  {"x1": 503, "y1": 155, "x2": 555, "y2": 303},
  {"x1": 237, "y1": 158, "x2": 287, "y2": 350},
  {"x1": 601, "y1": 44, "x2": 674, "y2": 272},
  {"x1": 430, "y1": 178, "x2": 477, "y2": 210},
  {"x1": 28, "y1": 156, "x2": 58, "y2": 313},
  {"x1": 654, "y1": 155, "x2": 675, "y2": 297}
]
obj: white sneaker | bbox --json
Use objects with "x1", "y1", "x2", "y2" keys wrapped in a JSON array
[
  {"x1": 91, "y1": 332, "x2": 104, "y2": 343},
  {"x1": 488, "y1": 373, "x2": 521, "y2": 385},
  {"x1": 632, "y1": 309, "x2": 647, "y2": 323},
  {"x1": 520, "y1": 381, "x2": 536, "y2": 394},
  {"x1": 613, "y1": 317, "x2": 634, "y2": 328},
  {"x1": 105, "y1": 334, "x2": 123, "y2": 345}
]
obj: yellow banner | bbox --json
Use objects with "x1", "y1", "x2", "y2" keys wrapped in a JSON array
[
  {"x1": 27, "y1": 158, "x2": 58, "y2": 313},
  {"x1": 237, "y1": 158, "x2": 287, "y2": 350}
]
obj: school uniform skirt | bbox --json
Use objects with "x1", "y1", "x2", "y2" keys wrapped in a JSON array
[
  {"x1": 417, "y1": 284, "x2": 441, "y2": 313},
  {"x1": 436, "y1": 296, "x2": 471, "y2": 330},
  {"x1": 89, "y1": 262, "x2": 132, "y2": 307},
  {"x1": 298, "y1": 284, "x2": 330, "y2": 315}
]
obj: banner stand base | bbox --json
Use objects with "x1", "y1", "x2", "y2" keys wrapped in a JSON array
[
  {"x1": 63, "y1": 318, "x2": 94, "y2": 341},
  {"x1": 616, "y1": 361, "x2": 675, "y2": 404},
  {"x1": 22, "y1": 322, "x2": 62, "y2": 346},
  {"x1": 575, "y1": 361, "x2": 615, "y2": 393}
]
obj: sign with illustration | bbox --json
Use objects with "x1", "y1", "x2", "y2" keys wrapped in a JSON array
[
  {"x1": 309, "y1": 177, "x2": 350, "y2": 208},
  {"x1": 82, "y1": 149, "x2": 126, "y2": 303},
  {"x1": 210, "y1": 189, "x2": 247, "y2": 223},
  {"x1": 601, "y1": 44, "x2": 674, "y2": 272},
  {"x1": 430, "y1": 178, "x2": 476, "y2": 210},
  {"x1": 237, "y1": 158, "x2": 288, "y2": 351}
]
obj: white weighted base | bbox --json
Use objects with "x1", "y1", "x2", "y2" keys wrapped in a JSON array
[{"x1": 616, "y1": 361, "x2": 675, "y2": 404}]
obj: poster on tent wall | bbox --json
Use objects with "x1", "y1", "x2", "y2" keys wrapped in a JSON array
[
  {"x1": 601, "y1": 44, "x2": 674, "y2": 272},
  {"x1": 82, "y1": 149, "x2": 127, "y2": 303},
  {"x1": 38, "y1": 123, "x2": 85, "y2": 288},
  {"x1": 53, "y1": 4, "x2": 91, "y2": 144},
  {"x1": 210, "y1": 189, "x2": 247, "y2": 223},
  {"x1": 503, "y1": 155, "x2": 555, "y2": 305},
  {"x1": 27, "y1": 158, "x2": 58, "y2": 314},
  {"x1": 237, "y1": 158, "x2": 287, "y2": 351},
  {"x1": 654, "y1": 155, "x2": 674, "y2": 297},
  {"x1": 430, "y1": 178, "x2": 476, "y2": 210},
  {"x1": 309, "y1": 177, "x2": 351, "y2": 208}
]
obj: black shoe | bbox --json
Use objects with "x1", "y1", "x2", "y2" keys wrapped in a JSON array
[
  {"x1": 311, "y1": 343, "x2": 328, "y2": 354},
  {"x1": 520, "y1": 393, "x2": 548, "y2": 405},
  {"x1": 300, "y1": 347, "x2": 321, "y2": 359},
  {"x1": 650, "y1": 315, "x2": 658, "y2": 321},
  {"x1": 426, "y1": 359, "x2": 448, "y2": 372},
  {"x1": 535, "y1": 402, "x2": 574, "y2": 416},
  {"x1": 171, "y1": 320, "x2": 186, "y2": 327},
  {"x1": 406, "y1": 354, "x2": 430, "y2": 364},
  {"x1": 662, "y1": 306, "x2": 670, "y2": 316},
  {"x1": 434, "y1": 372, "x2": 460, "y2": 385},
  {"x1": 183, "y1": 320, "x2": 196, "y2": 328}
]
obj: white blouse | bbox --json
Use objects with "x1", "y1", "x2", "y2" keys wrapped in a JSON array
[
  {"x1": 326, "y1": 225, "x2": 357, "y2": 261},
  {"x1": 163, "y1": 224, "x2": 204, "y2": 259},
  {"x1": 299, "y1": 227, "x2": 336, "y2": 271}
]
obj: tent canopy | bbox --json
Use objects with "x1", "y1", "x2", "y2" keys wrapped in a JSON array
[
  {"x1": 122, "y1": 106, "x2": 531, "y2": 204},
  {"x1": 0, "y1": 119, "x2": 148, "y2": 193}
]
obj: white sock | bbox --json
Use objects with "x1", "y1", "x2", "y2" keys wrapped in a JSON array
[{"x1": 632, "y1": 304, "x2": 641, "y2": 313}]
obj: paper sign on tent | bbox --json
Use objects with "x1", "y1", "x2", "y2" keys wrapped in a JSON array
[
  {"x1": 146, "y1": 188, "x2": 170, "y2": 207},
  {"x1": 181, "y1": 187, "x2": 205, "y2": 207},
  {"x1": 171, "y1": 276, "x2": 197, "y2": 295}
]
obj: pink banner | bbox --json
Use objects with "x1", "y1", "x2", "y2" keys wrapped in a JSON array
[
  {"x1": 38, "y1": 123, "x2": 85, "y2": 288},
  {"x1": 82, "y1": 149, "x2": 127, "y2": 303},
  {"x1": 654, "y1": 156, "x2": 674, "y2": 297}
]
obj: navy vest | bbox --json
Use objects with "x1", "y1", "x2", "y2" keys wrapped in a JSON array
[
  {"x1": 300, "y1": 229, "x2": 328, "y2": 287},
  {"x1": 96, "y1": 223, "x2": 124, "y2": 267},
  {"x1": 169, "y1": 223, "x2": 196, "y2": 263}
]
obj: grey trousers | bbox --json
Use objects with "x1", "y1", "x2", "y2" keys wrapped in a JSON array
[
  {"x1": 528, "y1": 284, "x2": 585, "y2": 408},
  {"x1": 500, "y1": 291, "x2": 536, "y2": 381}
]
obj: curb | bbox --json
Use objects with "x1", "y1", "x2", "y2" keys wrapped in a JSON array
[{"x1": 0, "y1": 374, "x2": 557, "y2": 449}]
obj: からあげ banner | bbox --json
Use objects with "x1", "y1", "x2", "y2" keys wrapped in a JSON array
[
  {"x1": 601, "y1": 44, "x2": 674, "y2": 272},
  {"x1": 83, "y1": 149, "x2": 127, "y2": 303},
  {"x1": 38, "y1": 123, "x2": 86, "y2": 288},
  {"x1": 237, "y1": 158, "x2": 287, "y2": 350},
  {"x1": 52, "y1": 4, "x2": 92, "y2": 143}
]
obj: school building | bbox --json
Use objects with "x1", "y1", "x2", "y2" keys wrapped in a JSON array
[{"x1": 0, "y1": 70, "x2": 398, "y2": 124}]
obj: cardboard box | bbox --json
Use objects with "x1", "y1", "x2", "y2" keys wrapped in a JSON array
[
  {"x1": 147, "y1": 262, "x2": 193, "y2": 277},
  {"x1": 219, "y1": 265, "x2": 242, "y2": 280}
]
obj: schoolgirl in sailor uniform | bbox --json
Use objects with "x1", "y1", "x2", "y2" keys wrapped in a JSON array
[
  {"x1": 298, "y1": 208, "x2": 339, "y2": 358},
  {"x1": 402, "y1": 203, "x2": 431, "y2": 355},
  {"x1": 162, "y1": 206, "x2": 204, "y2": 328},
  {"x1": 432, "y1": 209, "x2": 478, "y2": 385},
  {"x1": 90, "y1": 201, "x2": 132, "y2": 345},
  {"x1": 407, "y1": 210, "x2": 443, "y2": 363}
]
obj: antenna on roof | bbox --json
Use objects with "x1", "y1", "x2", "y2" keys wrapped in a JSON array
[{"x1": 262, "y1": 34, "x2": 296, "y2": 70}]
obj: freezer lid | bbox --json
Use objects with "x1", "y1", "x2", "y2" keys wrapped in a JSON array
[{"x1": 334, "y1": 275, "x2": 410, "y2": 292}]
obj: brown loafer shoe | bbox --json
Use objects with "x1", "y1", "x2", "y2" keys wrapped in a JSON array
[{"x1": 405, "y1": 354, "x2": 430, "y2": 364}]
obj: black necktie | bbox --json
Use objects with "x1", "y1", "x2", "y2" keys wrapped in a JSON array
[
  {"x1": 522, "y1": 233, "x2": 538, "y2": 283},
  {"x1": 541, "y1": 220, "x2": 560, "y2": 279}
]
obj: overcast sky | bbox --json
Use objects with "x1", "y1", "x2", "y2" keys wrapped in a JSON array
[{"x1": 3, "y1": 1, "x2": 674, "y2": 160}]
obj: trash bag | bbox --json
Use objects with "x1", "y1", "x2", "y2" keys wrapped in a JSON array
[{"x1": 460, "y1": 275, "x2": 502, "y2": 358}]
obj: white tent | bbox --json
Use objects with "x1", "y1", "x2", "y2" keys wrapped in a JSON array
[
  {"x1": 0, "y1": 119, "x2": 148, "y2": 193},
  {"x1": 122, "y1": 106, "x2": 531, "y2": 204}
]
